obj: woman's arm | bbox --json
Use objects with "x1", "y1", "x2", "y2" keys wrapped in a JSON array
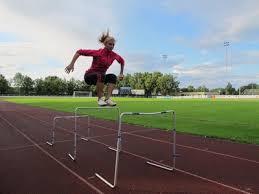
[
  {"x1": 65, "y1": 52, "x2": 80, "y2": 74},
  {"x1": 115, "y1": 54, "x2": 125, "y2": 80},
  {"x1": 65, "y1": 49, "x2": 98, "y2": 74},
  {"x1": 118, "y1": 63, "x2": 125, "y2": 80}
]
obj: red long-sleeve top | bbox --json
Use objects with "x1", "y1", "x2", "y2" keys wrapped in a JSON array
[{"x1": 77, "y1": 48, "x2": 125, "y2": 74}]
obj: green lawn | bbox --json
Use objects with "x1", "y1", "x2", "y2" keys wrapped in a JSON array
[{"x1": 3, "y1": 97, "x2": 259, "y2": 144}]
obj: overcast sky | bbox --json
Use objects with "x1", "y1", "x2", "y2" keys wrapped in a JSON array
[{"x1": 1, "y1": 0, "x2": 259, "y2": 88}]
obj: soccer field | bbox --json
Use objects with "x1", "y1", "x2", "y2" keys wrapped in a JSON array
[{"x1": 3, "y1": 97, "x2": 259, "y2": 144}]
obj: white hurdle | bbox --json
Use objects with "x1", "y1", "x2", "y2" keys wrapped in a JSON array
[
  {"x1": 68, "y1": 106, "x2": 120, "y2": 161},
  {"x1": 95, "y1": 110, "x2": 177, "y2": 188},
  {"x1": 46, "y1": 115, "x2": 89, "y2": 146}
]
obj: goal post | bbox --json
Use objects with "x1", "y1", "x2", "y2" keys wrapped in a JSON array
[{"x1": 72, "y1": 91, "x2": 92, "y2": 97}]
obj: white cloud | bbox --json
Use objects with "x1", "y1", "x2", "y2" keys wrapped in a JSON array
[
  {"x1": 173, "y1": 61, "x2": 259, "y2": 88},
  {"x1": 173, "y1": 63, "x2": 225, "y2": 78},
  {"x1": 0, "y1": 0, "x2": 121, "y2": 79},
  {"x1": 163, "y1": 0, "x2": 259, "y2": 48}
]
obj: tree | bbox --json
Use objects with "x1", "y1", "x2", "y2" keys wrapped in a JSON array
[
  {"x1": 0, "y1": 74, "x2": 9, "y2": 94},
  {"x1": 143, "y1": 72, "x2": 153, "y2": 97},
  {"x1": 151, "y1": 72, "x2": 163, "y2": 95},
  {"x1": 187, "y1": 85, "x2": 195, "y2": 92},
  {"x1": 21, "y1": 76, "x2": 34, "y2": 95},
  {"x1": 67, "y1": 78, "x2": 77, "y2": 95},
  {"x1": 180, "y1": 88, "x2": 188, "y2": 92},
  {"x1": 210, "y1": 88, "x2": 224, "y2": 95},
  {"x1": 158, "y1": 74, "x2": 179, "y2": 95},
  {"x1": 133, "y1": 72, "x2": 145, "y2": 90},
  {"x1": 117, "y1": 74, "x2": 132, "y2": 88},
  {"x1": 13, "y1": 72, "x2": 24, "y2": 95},
  {"x1": 77, "y1": 80, "x2": 92, "y2": 91},
  {"x1": 134, "y1": 72, "x2": 162, "y2": 97},
  {"x1": 44, "y1": 76, "x2": 67, "y2": 95},
  {"x1": 196, "y1": 85, "x2": 209, "y2": 92},
  {"x1": 34, "y1": 78, "x2": 45, "y2": 95},
  {"x1": 247, "y1": 83, "x2": 258, "y2": 89},
  {"x1": 225, "y1": 82, "x2": 235, "y2": 95}
]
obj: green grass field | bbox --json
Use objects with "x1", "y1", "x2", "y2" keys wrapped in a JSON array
[{"x1": 3, "y1": 97, "x2": 259, "y2": 145}]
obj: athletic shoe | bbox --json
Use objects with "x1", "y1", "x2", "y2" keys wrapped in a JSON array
[
  {"x1": 105, "y1": 98, "x2": 116, "y2": 106},
  {"x1": 98, "y1": 98, "x2": 107, "y2": 106}
]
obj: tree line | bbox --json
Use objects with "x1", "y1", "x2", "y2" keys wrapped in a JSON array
[
  {"x1": 0, "y1": 72, "x2": 258, "y2": 96},
  {"x1": 0, "y1": 72, "x2": 179, "y2": 96}
]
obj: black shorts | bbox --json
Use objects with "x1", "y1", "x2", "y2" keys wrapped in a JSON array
[{"x1": 84, "y1": 73, "x2": 117, "y2": 85}]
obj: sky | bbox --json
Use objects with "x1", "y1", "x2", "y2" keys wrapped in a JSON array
[{"x1": 0, "y1": 0, "x2": 259, "y2": 89}]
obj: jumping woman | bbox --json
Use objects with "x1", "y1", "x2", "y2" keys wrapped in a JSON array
[{"x1": 65, "y1": 31, "x2": 125, "y2": 106}]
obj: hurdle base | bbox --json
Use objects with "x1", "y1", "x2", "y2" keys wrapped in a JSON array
[
  {"x1": 68, "y1": 153, "x2": 76, "y2": 161},
  {"x1": 108, "y1": 146, "x2": 118, "y2": 152},
  {"x1": 95, "y1": 173, "x2": 115, "y2": 188},
  {"x1": 81, "y1": 137, "x2": 89, "y2": 141},
  {"x1": 46, "y1": 141, "x2": 54, "y2": 146},
  {"x1": 146, "y1": 161, "x2": 173, "y2": 171}
]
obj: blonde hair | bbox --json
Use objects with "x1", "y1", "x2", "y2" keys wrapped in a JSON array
[{"x1": 99, "y1": 30, "x2": 116, "y2": 44}]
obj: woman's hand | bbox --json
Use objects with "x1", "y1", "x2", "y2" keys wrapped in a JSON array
[
  {"x1": 65, "y1": 64, "x2": 74, "y2": 74},
  {"x1": 118, "y1": 74, "x2": 124, "y2": 81}
]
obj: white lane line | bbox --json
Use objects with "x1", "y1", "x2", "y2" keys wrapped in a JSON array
[
  {"x1": 11, "y1": 111, "x2": 253, "y2": 194},
  {"x1": 0, "y1": 115, "x2": 104, "y2": 194}
]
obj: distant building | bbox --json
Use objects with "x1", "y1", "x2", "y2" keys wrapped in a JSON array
[
  {"x1": 131, "y1": 89, "x2": 145, "y2": 96},
  {"x1": 112, "y1": 89, "x2": 119, "y2": 95},
  {"x1": 243, "y1": 89, "x2": 259, "y2": 95},
  {"x1": 119, "y1": 87, "x2": 132, "y2": 96},
  {"x1": 112, "y1": 87, "x2": 145, "y2": 96},
  {"x1": 179, "y1": 91, "x2": 220, "y2": 97}
]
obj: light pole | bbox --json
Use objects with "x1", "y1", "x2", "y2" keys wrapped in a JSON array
[
  {"x1": 252, "y1": 83, "x2": 254, "y2": 95},
  {"x1": 224, "y1": 41, "x2": 230, "y2": 73},
  {"x1": 224, "y1": 41, "x2": 232, "y2": 94},
  {"x1": 161, "y1": 54, "x2": 168, "y2": 66}
]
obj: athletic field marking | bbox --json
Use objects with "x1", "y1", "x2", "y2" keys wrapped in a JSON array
[
  {"x1": 19, "y1": 111, "x2": 259, "y2": 165},
  {"x1": 90, "y1": 122, "x2": 259, "y2": 165},
  {"x1": 14, "y1": 111, "x2": 253, "y2": 193},
  {"x1": 82, "y1": 134, "x2": 252, "y2": 194},
  {"x1": 0, "y1": 115, "x2": 104, "y2": 194}
]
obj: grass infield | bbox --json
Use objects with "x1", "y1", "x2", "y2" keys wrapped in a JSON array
[{"x1": 3, "y1": 97, "x2": 259, "y2": 144}]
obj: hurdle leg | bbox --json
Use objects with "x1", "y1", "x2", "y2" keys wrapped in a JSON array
[
  {"x1": 46, "y1": 117, "x2": 57, "y2": 146},
  {"x1": 81, "y1": 116, "x2": 90, "y2": 141},
  {"x1": 68, "y1": 113, "x2": 77, "y2": 161}
]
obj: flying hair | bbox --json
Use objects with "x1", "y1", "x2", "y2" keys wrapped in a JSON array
[{"x1": 99, "y1": 30, "x2": 115, "y2": 44}]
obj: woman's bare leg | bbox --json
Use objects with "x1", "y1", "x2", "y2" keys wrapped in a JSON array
[
  {"x1": 106, "y1": 83, "x2": 115, "y2": 99},
  {"x1": 96, "y1": 81, "x2": 105, "y2": 100}
]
